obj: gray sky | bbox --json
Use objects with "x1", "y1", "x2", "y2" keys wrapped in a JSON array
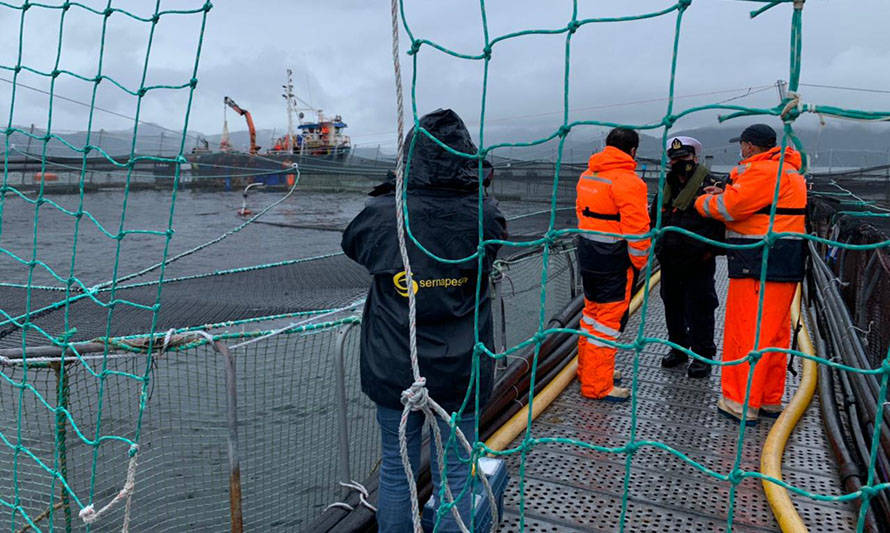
[{"x1": 1, "y1": 0, "x2": 888, "y2": 153}]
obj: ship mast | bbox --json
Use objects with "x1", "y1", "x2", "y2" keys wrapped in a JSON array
[{"x1": 283, "y1": 69, "x2": 296, "y2": 155}]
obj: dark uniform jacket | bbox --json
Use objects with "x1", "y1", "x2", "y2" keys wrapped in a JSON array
[
  {"x1": 651, "y1": 164, "x2": 725, "y2": 268},
  {"x1": 341, "y1": 109, "x2": 507, "y2": 413}
]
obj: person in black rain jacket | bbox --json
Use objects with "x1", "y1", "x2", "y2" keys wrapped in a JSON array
[
  {"x1": 651, "y1": 136, "x2": 725, "y2": 378},
  {"x1": 341, "y1": 108, "x2": 506, "y2": 532}
]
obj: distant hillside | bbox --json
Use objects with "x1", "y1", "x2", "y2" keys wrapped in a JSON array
[
  {"x1": 8, "y1": 122, "x2": 888, "y2": 170},
  {"x1": 6, "y1": 123, "x2": 202, "y2": 159},
  {"x1": 672, "y1": 124, "x2": 890, "y2": 168}
]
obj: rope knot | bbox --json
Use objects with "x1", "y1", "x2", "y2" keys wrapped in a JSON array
[
  {"x1": 557, "y1": 124, "x2": 571, "y2": 138},
  {"x1": 482, "y1": 46, "x2": 492, "y2": 60},
  {"x1": 400, "y1": 378, "x2": 429, "y2": 411},
  {"x1": 567, "y1": 20, "x2": 581, "y2": 34},
  {"x1": 408, "y1": 40, "x2": 421, "y2": 55},
  {"x1": 728, "y1": 468, "x2": 745, "y2": 485},
  {"x1": 860, "y1": 485, "x2": 877, "y2": 500},
  {"x1": 747, "y1": 350, "x2": 762, "y2": 364},
  {"x1": 780, "y1": 92, "x2": 801, "y2": 121},
  {"x1": 79, "y1": 505, "x2": 97, "y2": 523},
  {"x1": 678, "y1": 0, "x2": 692, "y2": 9}
]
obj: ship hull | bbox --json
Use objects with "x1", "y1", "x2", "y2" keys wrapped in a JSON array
[{"x1": 186, "y1": 148, "x2": 353, "y2": 188}]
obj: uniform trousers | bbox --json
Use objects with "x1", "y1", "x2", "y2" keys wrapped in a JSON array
[
  {"x1": 659, "y1": 257, "x2": 718, "y2": 358},
  {"x1": 577, "y1": 267, "x2": 635, "y2": 398},
  {"x1": 721, "y1": 278, "x2": 796, "y2": 410}
]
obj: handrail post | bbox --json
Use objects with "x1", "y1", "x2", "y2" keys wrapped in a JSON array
[
  {"x1": 212, "y1": 340, "x2": 243, "y2": 533},
  {"x1": 335, "y1": 322, "x2": 357, "y2": 487}
]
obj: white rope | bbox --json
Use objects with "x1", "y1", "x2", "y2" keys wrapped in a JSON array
[
  {"x1": 78, "y1": 444, "x2": 139, "y2": 530},
  {"x1": 388, "y1": 3, "x2": 498, "y2": 531},
  {"x1": 227, "y1": 298, "x2": 363, "y2": 350}
]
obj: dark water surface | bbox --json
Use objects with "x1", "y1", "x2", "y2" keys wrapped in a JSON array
[{"x1": 0, "y1": 186, "x2": 554, "y2": 532}]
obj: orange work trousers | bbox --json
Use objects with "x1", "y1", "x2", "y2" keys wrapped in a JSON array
[
  {"x1": 577, "y1": 268, "x2": 634, "y2": 399},
  {"x1": 721, "y1": 278, "x2": 796, "y2": 410}
]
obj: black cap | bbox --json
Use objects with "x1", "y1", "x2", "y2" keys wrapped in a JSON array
[{"x1": 729, "y1": 124, "x2": 777, "y2": 148}]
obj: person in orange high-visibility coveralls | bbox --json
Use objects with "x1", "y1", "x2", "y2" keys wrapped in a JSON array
[
  {"x1": 695, "y1": 124, "x2": 806, "y2": 425},
  {"x1": 575, "y1": 128, "x2": 651, "y2": 402}
]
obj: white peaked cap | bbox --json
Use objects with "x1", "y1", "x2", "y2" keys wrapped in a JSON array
[{"x1": 666, "y1": 136, "x2": 703, "y2": 157}]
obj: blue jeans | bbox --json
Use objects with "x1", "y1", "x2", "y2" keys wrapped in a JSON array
[{"x1": 376, "y1": 405, "x2": 478, "y2": 533}]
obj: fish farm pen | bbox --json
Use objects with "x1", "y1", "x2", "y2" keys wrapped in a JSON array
[{"x1": 3, "y1": 1, "x2": 890, "y2": 533}]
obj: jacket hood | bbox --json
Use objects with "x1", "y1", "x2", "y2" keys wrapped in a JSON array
[
  {"x1": 370, "y1": 108, "x2": 491, "y2": 196},
  {"x1": 587, "y1": 145, "x2": 637, "y2": 174},
  {"x1": 743, "y1": 146, "x2": 802, "y2": 170}
]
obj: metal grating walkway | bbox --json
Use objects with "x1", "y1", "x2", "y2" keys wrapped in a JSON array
[{"x1": 500, "y1": 258, "x2": 857, "y2": 532}]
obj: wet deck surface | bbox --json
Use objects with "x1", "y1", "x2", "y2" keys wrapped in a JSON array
[{"x1": 500, "y1": 258, "x2": 857, "y2": 532}]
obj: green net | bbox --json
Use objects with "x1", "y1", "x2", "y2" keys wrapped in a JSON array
[
  {"x1": 387, "y1": 0, "x2": 890, "y2": 531},
  {"x1": 0, "y1": 1, "x2": 212, "y2": 530},
  {"x1": 2, "y1": 0, "x2": 890, "y2": 531}
]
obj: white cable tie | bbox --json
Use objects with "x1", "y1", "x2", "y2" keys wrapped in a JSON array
[
  {"x1": 160, "y1": 328, "x2": 175, "y2": 354},
  {"x1": 193, "y1": 330, "x2": 215, "y2": 344},
  {"x1": 323, "y1": 502, "x2": 354, "y2": 512},
  {"x1": 358, "y1": 494, "x2": 378, "y2": 513},
  {"x1": 334, "y1": 480, "x2": 377, "y2": 512}
]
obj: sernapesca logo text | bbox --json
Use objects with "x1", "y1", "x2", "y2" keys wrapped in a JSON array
[{"x1": 392, "y1": 271, "x2": 470, "y2": 297}]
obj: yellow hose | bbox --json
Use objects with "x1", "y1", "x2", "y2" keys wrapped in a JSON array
[
  {"x1": 485, "y1": 270, "x2": 661, "y2": 452},
  {"x1": 761, "y1": 284, "x2": 817, "y2": 533}
]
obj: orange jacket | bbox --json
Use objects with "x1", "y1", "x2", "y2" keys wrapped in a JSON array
[
  {"x1": 695, "y1": 146, "x2": 807, "y2": 281},
  {"x1": 576, "y1": 146, "x2": 651, "y2": 271}
]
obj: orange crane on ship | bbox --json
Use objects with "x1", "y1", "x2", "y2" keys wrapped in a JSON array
[{"x1": 222, "y1": 96, "x2": 259, "y2": 155}]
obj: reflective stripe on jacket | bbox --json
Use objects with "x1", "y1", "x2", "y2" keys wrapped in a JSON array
[
  {"x1": 694, "y1": 146, "x2": 807, "y2": 282},
  {"x1": 576, "y1": 146, "x2": 651, "y2": 272}
]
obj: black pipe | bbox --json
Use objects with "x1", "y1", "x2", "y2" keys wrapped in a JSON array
[
  {"x1": 809, "y1": 299, "x2": 880, "y2": 531},
  {"x1": 481, "y1": 342, "x2": 577, "y2": 443},
  {"x1": 816, "y1": 271, "x2": 890, "y2": 525},
  {"x1": 479, "y1": 332, "x2": 578, "y2": 434},
  {"x1": 810, "y1": 250, "x2": 890, "y2": 458},
  {"x1": 480, "y1": 329, "x2": 579, "y2": 430}
]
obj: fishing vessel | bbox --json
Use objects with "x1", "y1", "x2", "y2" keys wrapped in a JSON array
[{"x1": 188, "y1": 70, "x2": 353, "y2": 187}]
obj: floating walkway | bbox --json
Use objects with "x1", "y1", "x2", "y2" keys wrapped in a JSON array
[{"x1": 499, "y1": 259, "x2": 856, "y2": 532}]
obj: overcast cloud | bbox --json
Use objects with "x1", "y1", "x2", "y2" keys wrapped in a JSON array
[{"x1": 1, "y1": 0, "x2": 888, "y2": 154}]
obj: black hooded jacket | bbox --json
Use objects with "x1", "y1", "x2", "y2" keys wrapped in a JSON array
[{"x1": 341, "y1": 109, "x2": 507, "y2": 413}]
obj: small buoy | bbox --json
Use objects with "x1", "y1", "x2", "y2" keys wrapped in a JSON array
[
  {"x1": 33, "y1": 172, "x2": 59, "y2": 182},
  {"x1": 237, "y1": 207, "x2": 252, "y2": 217}
]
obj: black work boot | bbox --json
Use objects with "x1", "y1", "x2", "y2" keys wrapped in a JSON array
[
  {"x1": 661, "y1": 348, "x2": 688, "y2": 368},
  {"x1": 687, "y1": 349, "x2": 714, "y2": 379}
]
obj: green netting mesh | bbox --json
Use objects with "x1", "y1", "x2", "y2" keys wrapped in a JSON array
[
  {"x1": 0, "y1": 1, "x2": 212, "y2": 530},
  {"x1": 3, "y1": 0, "x2": 890, "y2": 531},
  {"x1": 387, "y1": 0, "x2": 890, "y2": 531}
]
